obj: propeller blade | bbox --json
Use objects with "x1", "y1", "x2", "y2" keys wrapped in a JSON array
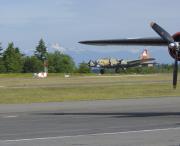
[
  {"x1": 88, "y1": 60, "x2": 91, "y2": 66},
  {"x1": 150, "y1": 22, "x2": 174, "y2": 44},
  {"x1": 173, "y1": 59, "x2": 178, "y2": 89}
]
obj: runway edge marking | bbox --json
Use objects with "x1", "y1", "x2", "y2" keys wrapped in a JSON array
[{"x1": 2, "y1": 127, "x2": 180, "y2": 142}]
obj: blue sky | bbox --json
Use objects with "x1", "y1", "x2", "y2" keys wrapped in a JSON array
[{"x1": 0, "y1": 0, "x2": 180, "y2": 64}]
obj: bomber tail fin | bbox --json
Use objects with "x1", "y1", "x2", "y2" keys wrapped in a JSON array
[{"x1": 140, "y1": 49, "x2": 150, "y2": 60}]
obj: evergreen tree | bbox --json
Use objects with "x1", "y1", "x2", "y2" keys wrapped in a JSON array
[
  {"x1": 35, "y1": 38, "x2": 47, "y2": 61},
  {"x1": 0, "y1": 57, "x2": 5, "y2": 73},
  {"x1": 0, "y1": 43, "x2": 3, "y2": 56},
  {"x1": 3, "y1": 43, "x2": 23, "y2": 73},
  {"x1": 0, "y1": 43, "x2": 5, "y2": 72}
]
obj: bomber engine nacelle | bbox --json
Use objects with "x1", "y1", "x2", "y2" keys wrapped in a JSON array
[{"x1": 168, "y1": 32, "x2": 180, "y2": 61}]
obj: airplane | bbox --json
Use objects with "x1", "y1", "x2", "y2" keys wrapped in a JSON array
[
  {"x1": 88, "y1": 49, "x2": 155, "y2": 74},
  {"x1": 79, "y1": 22, "x2": 180, "y2": 89}
]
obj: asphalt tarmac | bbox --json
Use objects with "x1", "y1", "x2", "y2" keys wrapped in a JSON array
[{"x1": 0, "y1": 97, "x2": 180, "y2": 146}]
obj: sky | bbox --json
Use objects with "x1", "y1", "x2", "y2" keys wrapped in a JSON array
[{"x1": 0, "y1": 0, "x2": 180, "y2": 64}]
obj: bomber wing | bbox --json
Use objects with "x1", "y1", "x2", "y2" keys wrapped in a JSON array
[
  {"x1": 79, "y1": 37, "x2": 168, "y2": 46},
  {"x1": 127, "y1": 58, "x2": 155, "y2": 66}
]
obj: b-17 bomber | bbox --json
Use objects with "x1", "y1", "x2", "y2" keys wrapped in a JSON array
[{"x1": 88, "y1": 49, "x2": 155, "y2": 74}]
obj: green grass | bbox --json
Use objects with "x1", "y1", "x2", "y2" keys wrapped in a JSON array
[{"x1": 0, "y1": 73, "x2": 179, "y2": 104}]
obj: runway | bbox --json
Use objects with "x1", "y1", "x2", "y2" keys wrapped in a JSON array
[{"x1": 0, "y1": 97, "x2": 180, "y2": 146}]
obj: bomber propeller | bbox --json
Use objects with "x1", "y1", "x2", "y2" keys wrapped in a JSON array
[{"x1": 150, "y1": 22, "x2": 180, "y2": 89}]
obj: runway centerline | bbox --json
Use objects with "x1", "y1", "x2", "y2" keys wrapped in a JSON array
[{"x1": 3, "y1": 127, "x2": 180, "y2": 142}]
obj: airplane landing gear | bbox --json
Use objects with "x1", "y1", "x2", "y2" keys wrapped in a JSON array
[
  {"x1": 115, "y1": 68, "x2": 120, "y2": 73},
  {"x1": 100, "y1": 69, "x2": 105, "y2": 74}
]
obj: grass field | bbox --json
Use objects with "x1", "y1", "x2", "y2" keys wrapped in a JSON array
[{"x1": 0, "y1": 73, "x2": 179, "y2": 104}]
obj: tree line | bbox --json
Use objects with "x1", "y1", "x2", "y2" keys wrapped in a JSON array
[{"x1": 0, "y1": 39, "x2": 82, "y2": 73}]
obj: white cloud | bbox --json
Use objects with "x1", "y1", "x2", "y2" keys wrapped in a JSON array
[{"x1": 50, "y1": 43, "x2": 68, "y2": 53}]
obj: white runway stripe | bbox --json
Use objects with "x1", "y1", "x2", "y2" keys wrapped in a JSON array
[
  {"x1": 3, "y1": 115, "x2": 18, "y2": 118},
  {"x1": 3, "y1": 127, "x2": 180, "y2": 142}
]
